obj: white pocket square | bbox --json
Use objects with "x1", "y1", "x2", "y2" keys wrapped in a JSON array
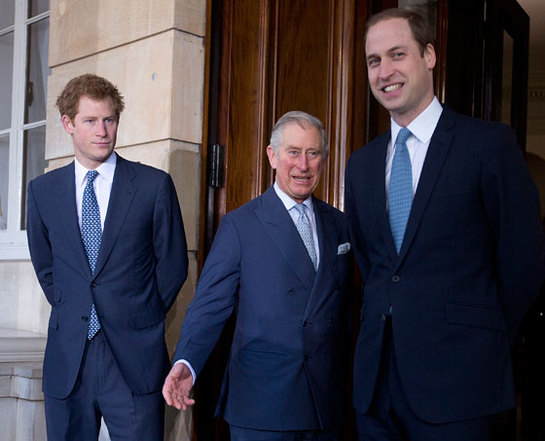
[{"x1": 337, "y1": 242, "x2": 351, "y2": 255}]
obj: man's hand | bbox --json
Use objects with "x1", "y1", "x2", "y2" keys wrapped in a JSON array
[{"x1": 162, "y1": 363, "x2": 195, "y2": 410}]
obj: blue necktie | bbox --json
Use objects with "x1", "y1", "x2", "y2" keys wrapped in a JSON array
[
  {"x1": 82, "y1": 170, "x2": 101, "y2": 339},
  {"x1": 294, "y1": 203, "x2": 318, "y2": 271},
  {"x1": 389, "y1": 128, "x2": 413, "y2": 254}
]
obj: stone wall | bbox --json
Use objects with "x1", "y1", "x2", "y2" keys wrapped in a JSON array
[
  {"x1": 0, "y1": 329, "x2": 46, "y2": 441},
  {"x1": 0, "y1": 1, "x2": 207, "y2": 440}
]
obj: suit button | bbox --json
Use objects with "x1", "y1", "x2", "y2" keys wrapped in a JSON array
[
  {"x1": 391, "y1": 275, "x2": 400, "y2": 283},
  {"x1": 287, "y1": 288, "x2": 294, "y2": 295},
  {"x1": 90, "y1": 282, "x2": 96, "y2": 288},
  {"x1": 81, "y1": 316, "x2": 88, "y2": 322},
  {"x1": 380, "y1": 314, "x2": 386, "y2": 322}
]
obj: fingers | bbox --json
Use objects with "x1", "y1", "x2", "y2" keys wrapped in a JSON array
[{"x1": 162, "y1": 364, "x2": 196, "y2": 410}]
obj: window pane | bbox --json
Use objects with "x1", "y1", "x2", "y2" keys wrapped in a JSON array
[
  {"x1": 0, "y1": 31, "x2": 14, "y2": 130},
  {"x1": 0, "y1": 134, "x2": 9, "y2": 230},
  {"x1": 0, "y1": 0, "x2": 15, "y2": 29},
  {"x1": 29, "y1": 0, "x2": 49, "y2": 18},
  {"x1": 21, "y1": 126, "x2": 46, "y2": 229},
  {"x1": 25, "y1": 17, "x2": 50, "y2": 124}
]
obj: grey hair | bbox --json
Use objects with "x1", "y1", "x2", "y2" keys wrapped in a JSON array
[{"x1": 269, "y1": 111, "x2": 329, "y2": 155}]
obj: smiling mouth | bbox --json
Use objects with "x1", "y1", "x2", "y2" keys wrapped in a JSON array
[
  {"x1": 292, "y1": 175, "x2": 312, "y2": 183},
  {"x1": 382, "y1": 83, "x2": 403, "y2": 93}
]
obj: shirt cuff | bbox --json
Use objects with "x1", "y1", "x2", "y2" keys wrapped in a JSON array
[{"x1": 174, "y1": 359, "x2": 196, "y2": 386}]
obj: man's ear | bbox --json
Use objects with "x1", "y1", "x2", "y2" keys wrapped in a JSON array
[
  {"x1": 61, "y1": 115, "x2": 74, "y2": 135},
  {"x1": 266, "y1": 145, "x2": 277, "y2": 169},
  {"x1": 424, "y1": 43, "x2": 436, "y2": 70}
]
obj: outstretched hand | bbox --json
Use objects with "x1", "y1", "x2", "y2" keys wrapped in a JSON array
[{"x1": 162, "y1": 362, "x2": 195, "y2": 410}]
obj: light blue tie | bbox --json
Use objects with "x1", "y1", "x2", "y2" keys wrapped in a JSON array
[
  {"x1": 389, "y1": 128, "x2": 413, "y2": 254},
  {"x1": 294, "y1": 204, "x2": 318, "y2": 271},
  {"x1": 82, "y1": 170, "x2": 101, "y2": 339}
]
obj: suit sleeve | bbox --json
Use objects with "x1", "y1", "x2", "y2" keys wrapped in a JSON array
[
  {"x1": 480, "y1": 124, "x2": 545, "y2": 341},
  {"x1": 26, "y1": 181, "x2": 55, "y2": 305},
  {"x1": 152, "y1": 173, "x2": 188, "y2": 312},
  {"x1": 172, "y1": 214, "x2": 241, "y2": 376}
]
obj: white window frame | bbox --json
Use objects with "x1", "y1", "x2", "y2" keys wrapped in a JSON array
[{"x1": 0, "y1": 0, "x2": 50, "y2": 260}]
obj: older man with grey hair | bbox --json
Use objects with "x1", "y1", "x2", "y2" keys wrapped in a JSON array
[{"x1": 163, "y1": 111, "x2": 353, "y2": 441}]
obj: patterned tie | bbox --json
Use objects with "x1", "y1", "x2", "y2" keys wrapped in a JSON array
[
  {"x1": 82, "y1": 170, "x2": 101, "y2": 339},
  {"x1": 389, "y1": 128, "x2": 413, "y2": 254},
  {"x1": 294, "y1": 203, "x2": 318, "y2": 270}
]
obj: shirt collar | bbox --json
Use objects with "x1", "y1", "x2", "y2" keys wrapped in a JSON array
[
  {"x1": 273, "y1": 181, "x2": 314, "y2": 213},
  {"x1": 390, "y1": 97, "x2": 443, "y2": 144},
  {"x1": 74, "y1": 151, "x2": 117, "y2": 186}
]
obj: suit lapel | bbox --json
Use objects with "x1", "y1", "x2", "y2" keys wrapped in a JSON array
[
  {"x1": 255, "y1": 188, "x2": 316, "y2": 291},
  {"x1": 397, "y1": 107, "x2": 456, "y2": 262},
  {"x1": 93, "y1": 156, "x2": 137, "y2": 277},
  {"x1": 55, "y1": 162, "x2": 92, "y2": 278},
  {"x1": 304, "y1": 198, "x2": 337, "y2": 317},
  {"x1": 370, "y1": 134, "x2": 400, "y2": 263}
]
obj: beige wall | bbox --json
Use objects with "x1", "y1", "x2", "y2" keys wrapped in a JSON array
[{"x1": 0, "y1": 1, "x2": 208, "y2": 440}]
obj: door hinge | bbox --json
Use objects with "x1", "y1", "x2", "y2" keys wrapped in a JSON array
[{"x1": 207, "y1": 144, "x2": 225, "y2": 188}]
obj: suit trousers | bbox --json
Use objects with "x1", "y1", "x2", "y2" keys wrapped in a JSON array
[
  {"x1": 230, "y1": 425, "x2": 338, "y2": 441},
  {"x1": 356, "y1": 318, "x2": 490, "y2": 441},
  {"x1": 44, "y1": 331, "x2": 164, "y2": 441}
]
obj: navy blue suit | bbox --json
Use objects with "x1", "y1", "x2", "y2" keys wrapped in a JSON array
[
  {"x1": 27, "y1": 155, "x2": 188, "y2": 436},
  {"x1": 345, "y1": 106, "x2": 545, "y2": 425},
  {"x1": 173, "y1": 187, "x2": 352, "y2": 432}
]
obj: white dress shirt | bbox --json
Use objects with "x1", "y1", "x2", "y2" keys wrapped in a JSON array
[
  {"x1": 273, "y1": 181, "x2": 320, "y2": 267},
  {"x1": 385, "y1": 97, "x2": 443, "y2": 205},
  {"x1": 74, "y1": 152, "x2": 117, "y2": 231}
]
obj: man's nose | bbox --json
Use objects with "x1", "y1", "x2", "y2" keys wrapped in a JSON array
[
  {"x1": 297, "y1": 153, "x2": 309, "y2": 170},
  {"x1": 378, "y1": 59, "x2": 394, "y2": 79},
  {"x1": 95, "y1": 121, "x2": 108, "y2": 136}
]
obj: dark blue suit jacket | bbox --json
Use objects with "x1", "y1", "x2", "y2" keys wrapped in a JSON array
[
  {"x1": 27, "y1": 155, "x2": 188, "y2": 399},
  {"x1": 173, "y1": 187, "x2": 352, "y2": 431},
  {"x1": 345, "y1": 106, "x2": 545, "y2": 423}
]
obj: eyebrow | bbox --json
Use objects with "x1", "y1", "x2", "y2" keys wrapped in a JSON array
[
  {"x1": 80, "y1": 115, "x2": 116, "y2": 120},
  {"x1": 366, "y1": 44, "x2": 409, "y2": 60}
]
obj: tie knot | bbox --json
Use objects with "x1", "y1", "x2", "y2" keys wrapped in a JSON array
[
  {"x1": 294, "y1": 203, "x2": 306, "y2": 215},
  {"x1": 396, "y1": 127, "x2": 411, "y2": 145},
  {"x1": 86, "y1": 170, "x2": 99, "y2": 184}
]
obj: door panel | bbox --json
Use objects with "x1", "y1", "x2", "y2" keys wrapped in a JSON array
[
  {"x1": 207, "y1": 0, "x2": 368, "y2": 233},
  {"x1": 196, "y1": 1, "x2": 369, "y2": 439}
]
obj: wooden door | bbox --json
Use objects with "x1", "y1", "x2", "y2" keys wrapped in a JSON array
[
  {"x1": 196, "y1": 0, "x2": 532, "y2": 439},
  {"x1": 196, "y1": 0, "x2": 369, "y2": 439},
  {"x1": 444, "y1": 1, "x2": 531, "y2": 440},
  {"x1": 444, "y1": 0, "x2": 529, "y2": 151},
  {"x1": 204, "y1": 0, "x2": 369, "y2": 245}
]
